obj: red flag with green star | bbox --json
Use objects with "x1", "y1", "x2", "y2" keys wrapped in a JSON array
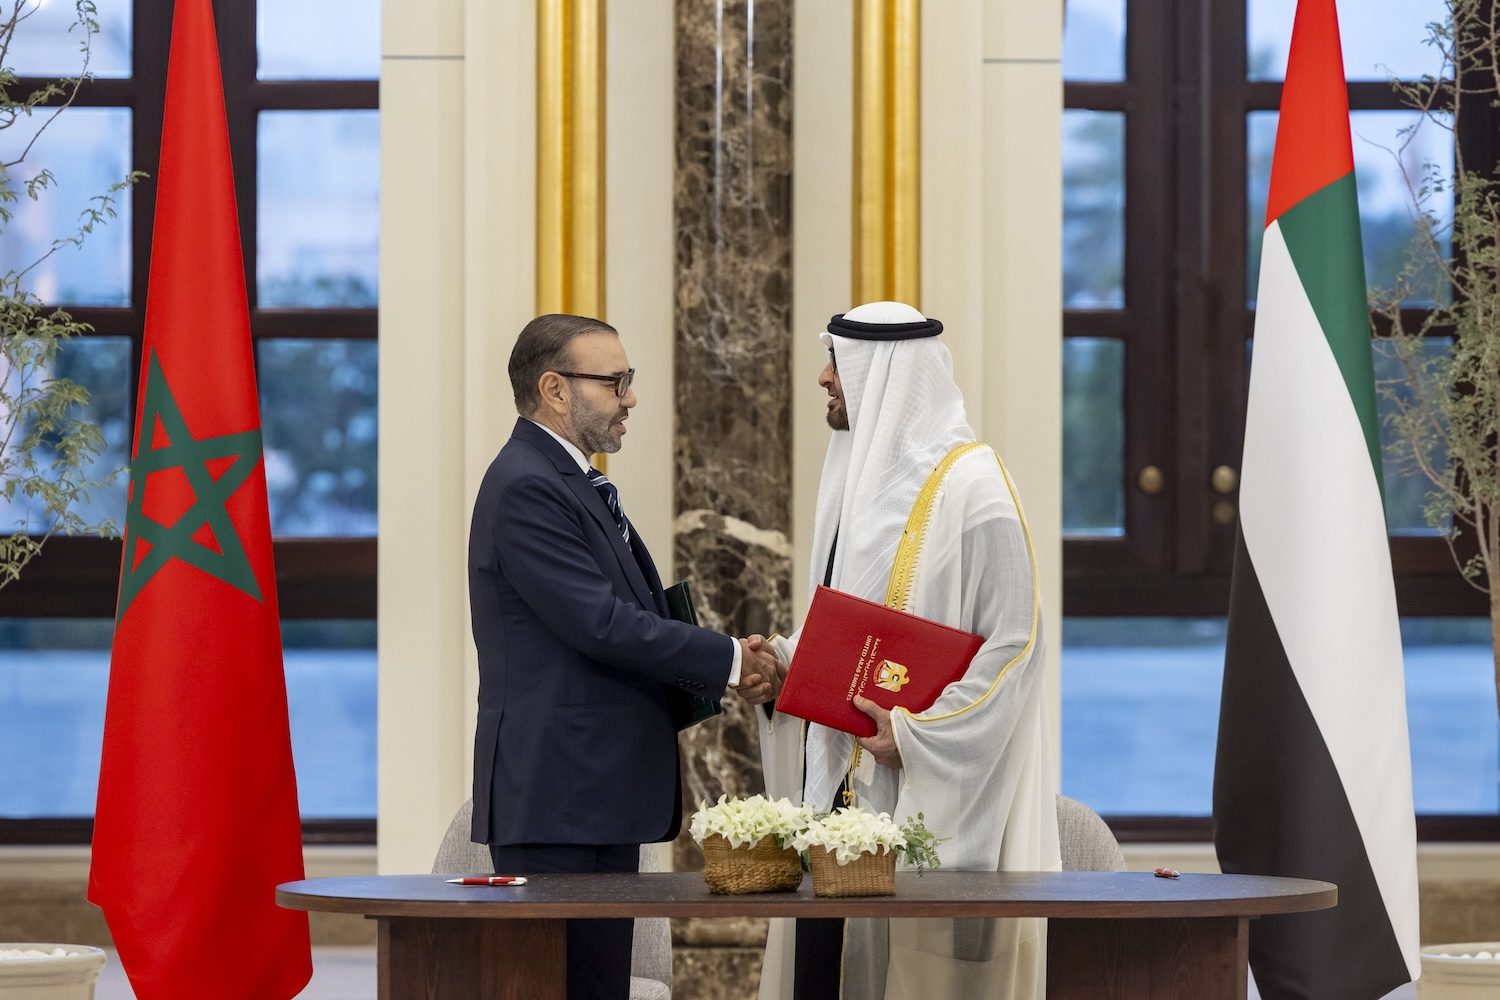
[{"x1": 87, "y1": 1, "x2": 312, "y2": 996}]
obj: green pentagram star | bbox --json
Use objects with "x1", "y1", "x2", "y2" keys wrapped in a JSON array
[{"x1": 117, "y1": 350, "x2": 265, "y2": 618}]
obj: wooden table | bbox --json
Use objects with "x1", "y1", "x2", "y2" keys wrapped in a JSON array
[{"x1": 277, "y1": 871, "x2": 1335, "y2": 999}]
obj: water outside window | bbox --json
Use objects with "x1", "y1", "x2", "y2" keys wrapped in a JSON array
[
  {"x1": 1062, "y1": 617, "x2": 1499, "y2": 815},
  {"x1": 0, "y1": 619, "x2": 376, "y2": 819}
]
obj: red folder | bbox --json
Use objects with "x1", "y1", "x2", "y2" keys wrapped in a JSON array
[{"x1": 776, "y1": 586, "x2": 984, "y2": 737}]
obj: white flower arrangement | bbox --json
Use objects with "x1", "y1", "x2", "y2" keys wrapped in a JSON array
[
  {"x1": 793, "y1": 808, "x2": 943, "y2": 871},
  {"x1": 792, "y1": 808, "x2": 906, "y2": 864},
  {"x1": 689, "y1": 794, "x2": 814, "y2": 850}
]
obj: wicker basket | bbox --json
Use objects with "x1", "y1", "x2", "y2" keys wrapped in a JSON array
[
  {"x1": 701, "y1": 834, "x2": 803, "y2": 894},
  {"x1": 808, "y1": 846, "x2": 897, "y2": 897}
]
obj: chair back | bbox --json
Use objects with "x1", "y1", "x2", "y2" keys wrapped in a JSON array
[{"x1": 1056, "y1": 794, "x2": 1126, "y2": 872}]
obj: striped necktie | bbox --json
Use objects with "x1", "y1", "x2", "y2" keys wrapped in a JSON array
[{"x1": 586, "y1": 466, "x2": 632, "y2": 545}]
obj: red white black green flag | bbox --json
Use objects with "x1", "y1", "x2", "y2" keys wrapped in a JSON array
[{"x1": 1213, "y1": 0, "x2": 1421, "y2": 997}]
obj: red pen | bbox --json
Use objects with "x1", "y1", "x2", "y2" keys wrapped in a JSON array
[{"x1": 446, "y1": 875, "x2": 528, "y2": 886}]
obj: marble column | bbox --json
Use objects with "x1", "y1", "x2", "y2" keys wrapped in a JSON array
[{"x1": 673, "y1": 1, "x2": 793, "y2": 994}]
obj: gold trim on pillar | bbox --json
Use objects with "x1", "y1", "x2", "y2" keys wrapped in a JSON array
[
  {"x1": 537, "y1": 0, "x2": 607, "y2": 468},
  {"x1": 536, "y1": 0, "x2": 606, "y2": 318},
  {"x1": 852, "y1": 0, "x2": 920, "y2": 306}
]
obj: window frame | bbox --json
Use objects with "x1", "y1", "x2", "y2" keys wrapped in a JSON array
[
  {"x1": 2, "y1": 0, "x2": 378, "y2": 842},
  {"x1": 1062, "y1": 0, "x2": 1498, "y2": 836}
]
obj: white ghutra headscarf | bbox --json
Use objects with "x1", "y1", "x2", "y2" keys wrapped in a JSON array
[
  {"x1": 802, "y1": 300, "x2": 979, "y2": 814},
  {"x1": 808, "y1": 300, "x2": 977, "y2": 606}
]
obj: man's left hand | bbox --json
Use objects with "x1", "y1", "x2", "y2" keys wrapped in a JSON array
[{"x1": 853, "y1": 695, "x2": 902, "y2": 770}]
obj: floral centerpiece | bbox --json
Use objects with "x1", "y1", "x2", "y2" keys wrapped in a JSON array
[
  {"x1": 792, "y1": 809, "x2": 942, "y2": 897},
  {"x1": 689, "y1": 795, "x2": 813, "y2": 894}
]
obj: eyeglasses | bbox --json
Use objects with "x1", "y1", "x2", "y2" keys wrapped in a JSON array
[{"x1": 555, "y1": 368, "x2": 635, "y2": 398}]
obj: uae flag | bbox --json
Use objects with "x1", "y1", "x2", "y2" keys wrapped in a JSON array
[
  {"x1": 88, "y1": 0, "x2": 312, "y2": 996},
  {"x1": 1212, "y1": 0, "x2": 1421, "y2": 998}
]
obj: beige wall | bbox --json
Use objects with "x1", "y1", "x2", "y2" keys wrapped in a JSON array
[{"x1": 377, "y1": 0, "x2": 472, "y2": 875}]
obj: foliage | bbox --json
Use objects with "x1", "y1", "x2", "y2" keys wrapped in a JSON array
[
  {"x1": 896, "y1": 812, "x2": 944, "y2": 873},
  {"x1": 1373, "y1": 0, "x2": 1500, "y2": 716},
  {"x1": 0, "y1": 0, "x2": 140, "y2": 588},
  {"x1": 792, "y1": 806, "x2": 944, "y2": 873}
]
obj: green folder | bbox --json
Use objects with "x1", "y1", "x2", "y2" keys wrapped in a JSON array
[{"x1": 664, "y1": 581, "x2": 725, "y2": 731}]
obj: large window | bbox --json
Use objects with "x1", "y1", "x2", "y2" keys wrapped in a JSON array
[
  {"x1": 1, "y1": 0, "x2": 379, "y2": 843},
  {"x1": 1059, "y1": 0, "x2": 1499, "y2": 838}
]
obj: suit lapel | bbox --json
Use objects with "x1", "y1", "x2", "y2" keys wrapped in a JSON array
[
  {"x1": 630, "y1": 534, "x2": 669, "y2": 615},
  {"x1": 514, "y1": 420, "x2": 659, "y2": 610},
  {"x1": 563, "y1": 473, "x2": 659, "y2": 608}
]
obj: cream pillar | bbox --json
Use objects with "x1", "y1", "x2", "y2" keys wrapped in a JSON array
[
  {"x1": 377, "y1": 0, "x2": 472, "y2": 875},
  {"x1": 603, "y1": 3, "x2": 675, "y2": 576},
  {"x1": 790, "y1": 3, "x2": 853, "y2": 616}
]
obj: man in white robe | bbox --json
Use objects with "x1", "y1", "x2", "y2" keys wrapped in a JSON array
[{"x1": 753, "y1": 301, "x2": 1060, "y2": 1000}]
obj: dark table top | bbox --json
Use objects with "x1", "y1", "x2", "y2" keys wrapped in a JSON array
[{"x1": 277, "y1": 871, "x2": 1336, "y2": 920}]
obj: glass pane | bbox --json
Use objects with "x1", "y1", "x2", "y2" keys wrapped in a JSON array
[
  {"x1": 1374, "y1": 336, "x2": 1452, "y2": 535},
  {"x1": 5, "y1": 0, "x2": 131, "y2": 79},
  {"x1": 258, "y1": 111, "x2": 379, "y2": 307},
  {"x1": 1402, "y1": 618, "x2": 1499, "y2": 814},
  {"x1": 0, "y1": 107, "x2": 131, "y2": 306},
  {"x1": 1062, "y1": 618, "x2": 1226, "y2": 815},
  {"x1": 1061, "y1": 617, "x2": 1498, "y2": 815},
  {"x1": 1063, "y1": 0, "x2": 1125, "y2": 82},
  {"x1": 0, "y1": 619, "x2": 112, "y2": 816},
  {"x1": 1063, "y1": 338, "x2": 1125, "y2": 535},
  {"x1": 1248, "y1": 0, "x2": 1450, "y2": 81},
  {"x1": 0, "y1": 619, "x2": 377, "y2": 819},
  {"x1": 257, "y1": 0, "x2": 380, "y2": 80},
  {"x1": 0, "y1": 336, "x2": 130, "y2": 535},
  {"x1": 1063, "y1": 111, "x2": 1125, "y2": 308},
  {"x1": 282, "y1": 620, "x2": 377, "y2": 818},
  {"x1": 1247, "y1": 110, "x2": 1453, "y2": 306},
  {"x1": 257, "y1": 339, "x2": 377, "y2": 536}
]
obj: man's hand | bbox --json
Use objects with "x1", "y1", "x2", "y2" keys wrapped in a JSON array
[
  {"x1": 853, "y1": 695, "x2": 903, "y2": 769},
  {"x1": 746, "y1": 634, "x2": 788, "y2": 689},
  {"x1": 734, "y1": 635, "x2": 783, "y2": 705}
]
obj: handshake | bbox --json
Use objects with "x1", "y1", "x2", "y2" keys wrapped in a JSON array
[{"x1": 732, "y1": 635, "x2": 786, "y2": 707}]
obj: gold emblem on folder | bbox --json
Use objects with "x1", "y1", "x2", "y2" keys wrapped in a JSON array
[{"x1": 873, "y1": 659, "x2": 910, "y2": 693}]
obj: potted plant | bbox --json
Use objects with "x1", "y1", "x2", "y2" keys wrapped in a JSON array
[
  {"x1": 0, "y1": 946, "x2": 105, "y2": 999},
  {"x1": 689, "y1": 795, "x2": 813, "y2": 894},
  {"x1": 1372, "y1": 0, "x2": 1500, "y2": 992},
  {"x1": 1, "y1": 0, "x2": 135, "y2": 588},
  {"x1": 791, "y1": 809, "x2": 941, "y2": 898}
]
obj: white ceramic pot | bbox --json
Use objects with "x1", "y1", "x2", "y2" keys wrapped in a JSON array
[
  {"x1": 0, "y1": 944, "x2": 106, "y2": 1000},
  {"x1": 1418, "y1": 942, "x2": 1500, "y2": 999}
]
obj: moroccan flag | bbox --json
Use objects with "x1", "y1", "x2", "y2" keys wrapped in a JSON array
[
  {"x1": 87, "y1": 1, "x2": 313, "y2": 997},
  {"x1": 1212, "y1": 1, "x2": 1420, "y2": 997}
]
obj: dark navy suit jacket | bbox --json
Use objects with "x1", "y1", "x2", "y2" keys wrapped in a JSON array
[{"x1": 468, "y1": 418, "x2": 732, "y2": 847}]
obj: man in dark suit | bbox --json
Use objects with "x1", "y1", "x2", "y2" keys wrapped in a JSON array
[{"x1": 468, "y1": 313, "x2": 779, "y2": 1000}]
